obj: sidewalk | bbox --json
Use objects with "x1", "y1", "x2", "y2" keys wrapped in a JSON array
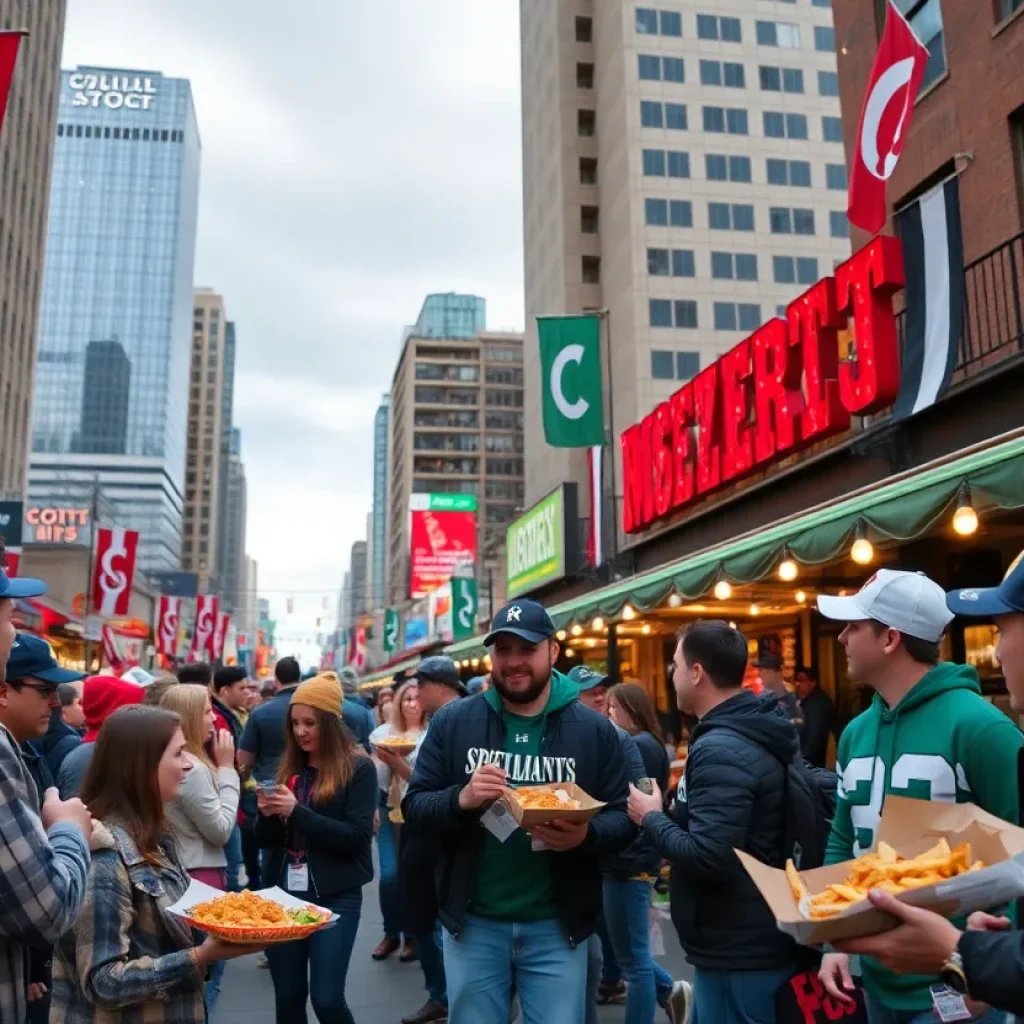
[{"x1": 211, "y1": 876, "x2": 693, "y2": 1023}]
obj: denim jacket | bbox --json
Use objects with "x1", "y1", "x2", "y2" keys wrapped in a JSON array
[{"x1": 51, "y1": 820, "x2": 205, "y2": 1023}]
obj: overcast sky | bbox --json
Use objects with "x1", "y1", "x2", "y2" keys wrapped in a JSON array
[{"x1": 63, "y1": 0, "x2": 525, "y2": 665}]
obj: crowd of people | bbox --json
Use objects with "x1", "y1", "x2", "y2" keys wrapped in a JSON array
[{"x1": 4, "y1": 529, "x2": 1024, "y2": 1023}]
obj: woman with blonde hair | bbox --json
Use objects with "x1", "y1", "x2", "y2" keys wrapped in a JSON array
[{"x1": 160, "y1": 683, "x2": 240, "y2": 1011}]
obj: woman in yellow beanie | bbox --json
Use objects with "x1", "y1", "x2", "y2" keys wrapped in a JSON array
[{"x1": 255, "y1": 673, "x2": 377, "y2": 1023}]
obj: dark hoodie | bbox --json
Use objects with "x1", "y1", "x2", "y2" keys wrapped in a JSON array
[
  {"x1": 641, "y1": 688, "x2": 805, "y2": 971},
  {"x1": 36, "y1": 710, "x2": 82, "y2": 779}
]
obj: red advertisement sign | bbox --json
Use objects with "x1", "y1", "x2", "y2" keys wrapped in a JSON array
[
  {"x1": 91, "y1": 527, "x2": 140, "y2": 616},
  {"x1": 409, "y1": 496, "x2": 477, "y2": 599},
  {"x1": 621, "y1": 236, "x2": 904, "y2": 534}
]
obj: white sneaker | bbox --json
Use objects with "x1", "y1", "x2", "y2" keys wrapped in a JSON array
[{"x1": 667, "y1": 980, "x2": 693, "y2": 1024}]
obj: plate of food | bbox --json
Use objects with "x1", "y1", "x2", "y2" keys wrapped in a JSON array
[
  {"x1": 168, "y1": 884, "x2": 336, "y2": 944},
  {"x1": 372, "y1": 734, "x2": 418, "y2": 757},
  {"x1": 504, "y1": 781, "x2": 606, "y2": 827},
  {"x1": 513, "y1": 786, "x2": 582, "y2": 811}
]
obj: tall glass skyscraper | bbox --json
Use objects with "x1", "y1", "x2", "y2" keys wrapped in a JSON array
[
  {"x1": 29, "y1": 67, "x2": 201, "y2": 572},
  {"x1": 371, "y1": 395, "x2": 389, "y2": 609},
  {"x1": 413, "y1": 293, "x2": 486, "y2": 339}
]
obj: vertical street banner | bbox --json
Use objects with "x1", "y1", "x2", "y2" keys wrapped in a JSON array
[
  {"x1": 587, "y1": 446, "x2": 603, "y2": 567},
  {"x1": 537, "y1": 315, "x2": 605, "y2": 447},
  {"x1": 156, "y1": 596, "x2": 182, "y2": 660},
  {"x1": 383, "y1": 608, "x2": 400, "y2": 654},
  {"x1": 846, "y1": 1, "x2": 928, "y2": 234},
  {"x1": 0, "y1": 32, "x2": 25, "y2": 137},
  {"x1": 212, "y1": 612, "x2": 230, "y2": 662},
  {"x1": 91, "y1": 526, "x2": 140, "y2": 617},
  {"x1": 892, "y1": 175, "x2": 964, "y2": 420},
  {"x1": 190, "y1": 594, "x2": 219, "y2": 661},
  {"x1": 452, "y1": 577, "x2": 478, "y2": 642}
]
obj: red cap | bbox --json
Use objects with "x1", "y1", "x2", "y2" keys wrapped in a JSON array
[{"x1": 82, "y1": 674, "x2": 144, "y2": 741}]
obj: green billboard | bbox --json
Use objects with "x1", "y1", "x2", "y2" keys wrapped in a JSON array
[{"x1": 506, "y1": 484, "x2": 580, "y2": 598}]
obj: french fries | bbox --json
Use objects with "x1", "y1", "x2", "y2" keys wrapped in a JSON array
[
  {"x1": 513, "y1": 787, "x2": 581, "y2": 810},
  {"x1": 785, "y1": 838, "x2": 985, "y2": 920}
]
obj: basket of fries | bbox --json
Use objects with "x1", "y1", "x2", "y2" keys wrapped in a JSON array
[
  {"x1": 167, "y1": 884, "x2": 336, "y2": 945},
  {"x1": 736, "y1": 795, "x2": 1024, "y2": 945},
  {"x1": 504, "y1": 782, "x2": 605, "y2": 827}
]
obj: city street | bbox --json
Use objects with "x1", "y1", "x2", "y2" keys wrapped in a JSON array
[{"x1": 211, "y1": 870, "x2": 693, "y2": 1024}]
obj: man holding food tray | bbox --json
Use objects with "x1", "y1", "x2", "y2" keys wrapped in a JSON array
[
  {"x1": 403, "y1": 599, "x2": 633, "y2": 1024},
  {"x1": 814, "y1": 569, "x2": 1023, "y2": 1024}
]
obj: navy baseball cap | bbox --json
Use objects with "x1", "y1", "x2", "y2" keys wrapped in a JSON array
[
  {"x1": 6, "y1": 634, "x2": 85, "y2": 686},
  {"x1": 567, "y1": 665, "x2": 609, "y2": 692},
  {"x1": 0, "y1": 567, "x2": 47, "y2": 600},
  {"x1": 947, "y1": 549, "x2": 1024, "y2": 618},
  {"x1": 484, "y1": 599, "x2": 556, "y2": 646},
  {"x1": 416, "y1": 655, "x2": 465, "y2": 693}
]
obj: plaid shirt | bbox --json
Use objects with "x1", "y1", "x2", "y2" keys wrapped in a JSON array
[
  {"x1": 51, "y1": 821, "x2": 205, "y2": 1023},
  {"x1": 0, "y1": 723, "x2": 90, "y2": 1024}
]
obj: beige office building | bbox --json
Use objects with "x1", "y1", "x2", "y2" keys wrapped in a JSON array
[
  {"x1": 0, "y1": 2, "x2": 67, "y2": 498},
  {"x1": 387, "y1": 329, "x2": 524, "y2": 615},
  {"x1": 520, "y1": 0, "x2": 850, "y2": 540},
  {"x1": 182, "y1": 288, "x2": 229, "y2": 590}
]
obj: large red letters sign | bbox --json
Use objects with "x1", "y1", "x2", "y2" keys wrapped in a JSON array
[{"x1": 621, "y1": 237, "x2": 903, "y2": 534}]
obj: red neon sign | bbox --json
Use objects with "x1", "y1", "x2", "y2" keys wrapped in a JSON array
[{"x1": 621, "y1": 236, "x2": 904, "y2": 535}]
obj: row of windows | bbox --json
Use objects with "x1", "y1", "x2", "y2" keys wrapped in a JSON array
[
  {"x1": 646, "y1": 248, "x2": 820, "y2": 284},
  {"x1": 637, "y1": 54, "x2": 685, "y2": 82},
  {"x1": 643, "y1": 155, "x2": 847, "y2": 190},
  {"x1": 641, "y1": 149, "x2": 691, "y2": 178},
  {"x1": 56, "y1": 124, "x2": 185, "y2": 143},
  {"x1": 649, "y1": 299, "x2": 767, "y2": 333},
  {"x1": 635, "y1": 7, "x2": 683, "y2": 35},
  {"x1": 638, "y1": 5, "x2": 833, "y2": 43},
  {"x1": 640, "y1": 100, "x2": 688, "y2": 130},
  {"x1": 643, "y1": 202, "x2": 848, "y2": 244},
  {"x1": 643, "y1": 111, "x2": 841, "y2": 144}
]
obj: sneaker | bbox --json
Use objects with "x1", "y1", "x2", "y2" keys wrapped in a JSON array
[
  {"x1": 400, "y1": 1001, "x2": 448, "y2": 1024},
  {"x1": 371, "y1": 936, "x2": 400, "y2": 961},
  {"x1": 596, "y1": 979, "x2": 626, "y2": 1005},
  {"x1": 663, "y1": 980, "x2": 693, "y2": 1024}
]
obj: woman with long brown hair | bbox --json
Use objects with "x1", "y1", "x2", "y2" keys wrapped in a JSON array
[
  {"x1": 256, "y1": 673, "x2": 377, "y2": 1023},
  {"x1": 50, "y1": 705, "x2": 258, "y2": 1023}
]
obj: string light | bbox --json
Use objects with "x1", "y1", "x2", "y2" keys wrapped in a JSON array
[
  {"x1": 470, "y1": 658, "x2": 480, "y2": 668},
  {"x1": 667, "y1": 593, "x2": 682, "y2": 608},
  {"x1": 952, "y1": 484, "x2": 979, "y2": 537},
  {"x1": 571, "y1": 624, "x2": 583, "y2": 637},
  {"x1": 851, "y1": 522, "x2": 874, "y2": 565},
  {"x1": 778, "y1": 558, "x2": 798, "y2": 582},
  {"x1": 641, "y1": 623, "x2": 652, "y2": 635},
  {"x1": 714, "y1": 580, "x2": 733, "y2": 601},
  {"x1": 621, "y1": 604, "x2": 636, "y2": 621},
  {"x1": 585, "y1": 638, "x2": 598, "y2": 648},
  {"x1": 556, "y1": 630, "x2": 567, "y2": 641},
  {"x1": 564, "y1": 647, "x2": 575, "y2": 658},
  {"x1": 796, "y1": 590, "x2": 807, "y2": 604},
  {"x1": 591, "y1": 616, "x2": 605, "y2": 631},
  {"x1": 749, "y1": 603, "x2": 761, "y2": 616}
]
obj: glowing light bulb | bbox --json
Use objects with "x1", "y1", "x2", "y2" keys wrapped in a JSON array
[
  {"x1": 714, "y1": 580, "x2": 733, "y2": 601},
  {"x1": 591, "y1": 616, "x2": 605, "y2": 631},
  {"x1": 622, "y1": 604, "x2": 636, "y2": 621},
  {"x1": 586, "y1": 638, "x2": 597, "y2": 648},
  {"x1": 571, "y1": 624, "x2": 583, "y2": 637},
  {"x1": 795, "y1": 590, "x2": 807, "y2": 604},
  {"x1": 641, "y1": 623, "x2": 651, "y2": 635},
  {"x1": 953, "y1": 503, "x2": 978, "y2": 537},
  {"x1": 667, "y1": 593, "x2": 682, "y2": 608},
  {"x1": 564, "y1": 647, "x2": 575, "y2": 658},
  {"x1": 556, "y1": 630, "x2": 567, "y2": 641},
  {"x1": 851, "y1": 538, "x2": 874, "y2": 565},
  {"x1": 749, "y1": 603, "x2": 761, "y2": 616},
  {"x1": 778, "y1": 559, "x2": 798, "y2": 582},
  {"x1": 471, "y1": 658, "x2": 480, "y2": 668}
]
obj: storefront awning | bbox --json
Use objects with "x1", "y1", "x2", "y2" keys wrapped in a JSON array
[{"x1": 446, "y1": 430, "x2": 1024, "y2": 659}]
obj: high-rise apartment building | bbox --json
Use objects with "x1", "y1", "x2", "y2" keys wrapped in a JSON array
[
  {"x1": 29, "y1": 66, "x2": 201, "y2": 571},
  {"x1": 387, "y1": 325, "x2": 524, "y2": 607},
  {"x1": 520, "y1": 1, "x2": 849, "y2": 535},
  {"x1": 0, "y1": 2, "x2": 68, "y2": 499},
  {"x1": 182, "y1": 289, "x2": 230, "y2": 591},
  {"x1": 214, "y1": 319, "x2": 237, "y2": 597},
  {"x1": 371, "y1": 395, "x2": 389, "y2": 610},
  {"x1": 413, "y1": 292, "x2": 486, "y2": 339},
  {"x1": 349, "y1": 539, "x2": 368, "y2": 624},
  {"x1": 220, "y1": 427, "x2": 247, "y2": 614}
]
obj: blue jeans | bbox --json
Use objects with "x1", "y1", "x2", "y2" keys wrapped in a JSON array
[
  {"x1": 443, "y1": 914, "x2": 587, "y2": 1024},
  {"x1": 692, "y1": 965, "x2": 794, "y2": 1024},
  {"x1": 266, "y1": 889, "x2": 362, "y2": 1024},
  {"x1": 205, "y1": 959, "x2": 226, "y2": 1012},
  {"x1": 865, "y1": 989, "x2": 1005, "y2": 1023},
  {"x1": 603, "y1": 879, "x2": 674, "y2": 1023},
  {"x1": 377, "y1": 802, "x2": 402, "y2": 941},
  {"x1": 224, "y1": 824, "x2": 243, "y2": 892},
  {"x1": 596, "y1": 910, "x2": 619, "y2": 986},
  {"x1": 414, "y1": 922, "x2": 447, "y2": 1007}
]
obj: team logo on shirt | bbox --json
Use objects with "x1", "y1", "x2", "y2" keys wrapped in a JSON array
[
  {"x1": 515, "y1": 733, "x2": 529, "y2": 743},
  {"x1": 465, "y1": 747, "x2": 576, "y2": 783}
]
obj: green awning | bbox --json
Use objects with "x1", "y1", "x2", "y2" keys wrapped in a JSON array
[
  {"x1": 357, "y1": 655, "x2": 420, "y2": 689},
  {"x1": 445, "y1": 431, "x2": 1024, "y2": 658}
]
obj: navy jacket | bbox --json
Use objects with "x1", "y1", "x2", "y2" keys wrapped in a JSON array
[
  {"x1": 403, "y1": 689, "x2": 634, "y2": 946},
  {"x1": 34, "y1": 712, "x2": 82, "y2": 779}
]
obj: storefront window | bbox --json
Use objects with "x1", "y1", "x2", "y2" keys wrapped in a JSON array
[{"x1": 964, "y1": 624, "x2": 1001, "y2": 681}]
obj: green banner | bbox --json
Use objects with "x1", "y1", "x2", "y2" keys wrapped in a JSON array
[
  {"x1": 506, "y1": 487, "x2": 566, "y2": 597},
  {"x1": 382, "y1": 609, "x2": 400, "y2": 654},
  {"x1": 410, "y1": 493, "x2": 478, "y2": 512},
  {"x1": 451, "y1": 577, "x2": 478, "y2": 642},
  {"x1": 538, "y1": 315, "x2": 605, "y2": 448}
]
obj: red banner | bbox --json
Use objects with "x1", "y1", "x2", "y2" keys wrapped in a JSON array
[
  {"x1": 0, "y1": 32, "x2": 24, "y2": 138},
  {"x1": 101, "y1": 624, "x2": 143, "y2": 674},
  {"x1": 212, "y1": 612, "x2": 230, "y2": 661},
  {"x1": 409, "y1": 507, "x2": 477, "y2": 599},
  {"x1": 156, "y1": 596, "x2": 182, "y2": 660},
  {"x1": 189, "y1": 595, "x2": 219, "y2": 662},
  {"x1": 91, "y1": 527, "x2": 140, "y2": 617}
]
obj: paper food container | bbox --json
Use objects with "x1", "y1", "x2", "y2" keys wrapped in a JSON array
[
  {"x1": 372, "y1": 737, "x2": 417, "y2": 757},
  {"x1": 737, "y1": 795, "x2": 1024, "y2": 946},
  {"x1": 505, "y1": 782, "x2": 606, "y2": 827},
  {"x1": 167, "y1": 880, "x2": 338, "y2": 945}
]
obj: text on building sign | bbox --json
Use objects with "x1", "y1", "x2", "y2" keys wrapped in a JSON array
[{"x1": 69, "y1": 72, "x2": 158, "y2": 110}]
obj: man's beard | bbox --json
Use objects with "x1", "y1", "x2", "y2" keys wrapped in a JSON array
[{"x1": 491, "y1": 669, "x2": 550, "y2": 706}]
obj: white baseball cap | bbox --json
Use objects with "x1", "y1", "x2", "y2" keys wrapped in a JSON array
[{"x1": 817, "y1": 569, "x2": 954, "y2": 642}]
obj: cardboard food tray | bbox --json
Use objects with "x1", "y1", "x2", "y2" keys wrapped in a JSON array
[
  {"x1": 737, "y1": 795, "x2": 1024, "y2": 946},
  {"x1": 372, "y1": 739, "x2": 417, "y2": 757},
  {"x1": 167, "y1": 880, "x2": 338, "y2": 945},
  {"x1": 504, "y1": 781, "x2": 606, "y2": 827}
]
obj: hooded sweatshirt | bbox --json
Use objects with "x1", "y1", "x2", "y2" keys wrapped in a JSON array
[
  {"x1": 57, "y1": 677, "x2": 144, "y2": 799},
  {"x1": 825, "y1": 662, "x2": 1023, "y2": 1012}
]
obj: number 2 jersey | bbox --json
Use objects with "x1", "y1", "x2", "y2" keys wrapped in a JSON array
[{"x1": 825, "y1": 661, "x2": 1023, "y2": 1012}]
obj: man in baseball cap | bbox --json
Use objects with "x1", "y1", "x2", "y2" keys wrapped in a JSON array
[
  {"x1": 816, "y1": 569, "x2": 1023, "y2": 1020},
  {"x1": 404, "y1": 597, "x2": 632, "y2": 1024},
  {"x1": 0, "y1": 543, "x2": 48, "y2": 685},
  {"x1": 567, "y1": 664, "x2": 609, "y2": 716}
]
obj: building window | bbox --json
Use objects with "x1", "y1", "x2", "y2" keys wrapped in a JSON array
[
  {"x1": 582, "y1": 255, "x2": 601, "y2": 283},
  {"x1": 797, "y1": 257, "x2": 819, "y2": 283},
  {"x1": 581, "y1": 205, "x2": 599, "y2": 232},
  {"x1": 671, "y1": 249, "x2": 696, "y2": 276},
  {"x1": 1000, "y1": 0, "x2": 1024, "y2": 22},
  {"x1": 643, "y1": 149, "x2": 666, "y2": 175},
  {"x1": 651, "y1": 350, "x2": 675, "y2": 379},
  {"x1": 636, "y1": 7, "x2": 658, "y2": 34},
  {"x1": 697, "y1": 14, "x2": 742, "y2": 41},
  {"x1": 663, "y1": 57, "x2": 685, "y2": 82},
  {"x1": 677, "y1": 352, "x2": 700, "y2": 380},
  {"x1": 703, "y1": 106, "x2": 725, "y2": 133},
  {"x1": 660, "y1": 10, "x2": 682, "y2": 35},
  {"x1": 703, "y1": 106, "x2": 749, "y2": 134},
  {"x1": 674, "y1": 300, "x2": 699, "y2": 328},
  {"x1": 822, "y1": 116, "x2": 843, "y2": 142},
  {"x1": 892, "y1": 0, "x2": 945, "y2": 90},
  {"x1": 759, "y1": 66, "x2": 804, "y2": 93},
  {"x1": 826, "y1": 163, "x2": 848, "y2": 190},
  {"x1": 763, "y1": 111, "x2": 808, "y2": 139},
  {"x1": 645, "y1": 197, "x2": 668, "y2": 226},
  {"x1": 667, "y1": 151, "x2": 690, "y2": 177},
  {"x1": 577, "y1": 62, "x2": 594, "y2": 88},
  {"x1": 714, "y1": 302, "x2": 762, "y2": 331},
  {"x1": 771, "y1": 206, "x2": 793, "y2": 234},
  {"x1": 639, "y1": 54, "x2": 661, "y2": 80},
  {"x1": 709, "y1": 202, "x2": 755, "y2": 231},
  {"x1": 818, "y1": 71, "x2": 840, "y2": 97},
  {"x1": 711, "y1": 251, "x2": 758, "y2": 281},
  {"x1": 699, "y1": 60, "x2": 746, "y2": 88},
  {"x1": 794, "y1": 208, "x2": 815, "y2": 235},
  {"x1": 1011, "y1": 105, "x2": 1024, "y2": 216},
  {"x1": 580, "y1": 157, "x2": 598, "y2": 184},
  {"x1": 578, "y1": 109, "x2": 596, "y2": 136},
  {"x1": 648, "y1": 247, "x2": 671, "y2": 276},
  {"x1": 649, "y1": 298, "x2": 673, "y2": 326},
  {"x1": 576, "y1": 15, "x2": 592, "y2": 41},
  {"x1": 830, "y1": 210, "x2": 851, "y2": 238},
  {"x1": 814, "y1": 26, "x2": 836, "y2": 51},
  {"x1": 665, "y1": 103, "x2": 688, "y2": 129},
  {"x1": 641, "y1": 101, "x2": 663, "y2": 128},
  {"x1": 774, "y1": 256, "x2": 797, "y2": 284},
  {"x1": 670, "y1": 199, "x2": 693, "y2": 226},
  {"x1": 756, "y1": 21, "x2": 801, "y2": 47},
  {"x1": 706, "y1": 153, "x2": 751, "y2": 182},
  {"x1": 766, "y1": 158, "x2": 812, "y2": 187}
]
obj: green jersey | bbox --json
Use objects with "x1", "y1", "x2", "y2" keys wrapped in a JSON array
[{"x1": 825, "y1": 662, "x2": 1022, "y2": 1012}]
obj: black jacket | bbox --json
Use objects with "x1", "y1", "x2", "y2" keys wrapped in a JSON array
[
  {"x1": 402, "y1": 690, "x2": 634, "y2": 947},
  {"x1": 256, "y1": 756, "x2": 377, "y2": 899},
  {"x1": 798, "y1": 686, "x2": 835, "y2": 768},
  {"x1": 641, "y1": 690, "x2": 803, "y2": 971},
  {"x1": 961, "y1": 930, "x2": 1024, "y2": 1015},
  {"x1": 34, "y1": 711, "x2": 82, "y2": 779}
]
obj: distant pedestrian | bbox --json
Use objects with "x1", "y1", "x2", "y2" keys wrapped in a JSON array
[{"x1": 793, "y1": 666, "x2": 834, "y2": 768}]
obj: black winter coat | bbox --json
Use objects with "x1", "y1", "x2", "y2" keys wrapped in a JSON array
[
  {"x1": 961, "y1": 930, "x2": 1024, "y2": 1015},
  {"x1": 402, "y1": 692, "x2": 634, "y2": 947},
  {"x1": 641, "y1": 690, "x2": 805, "y2": 971}
]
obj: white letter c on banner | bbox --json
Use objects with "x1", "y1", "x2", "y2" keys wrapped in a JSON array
[{"x1": 551, "y1": 344, "x2": 588, "y2": 421}]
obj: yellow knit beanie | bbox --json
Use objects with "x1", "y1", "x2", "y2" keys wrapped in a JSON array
[{"x1": 290, "y1": 674, "x2": 343, "y2": 717}]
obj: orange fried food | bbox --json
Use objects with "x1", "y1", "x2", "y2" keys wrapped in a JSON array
[
  {"x1": 513, "y1": 787, "x2": 581, "y2": 810},
  {"x1": 190, "y1": 890, "x2": 294, "y2": 928}
]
